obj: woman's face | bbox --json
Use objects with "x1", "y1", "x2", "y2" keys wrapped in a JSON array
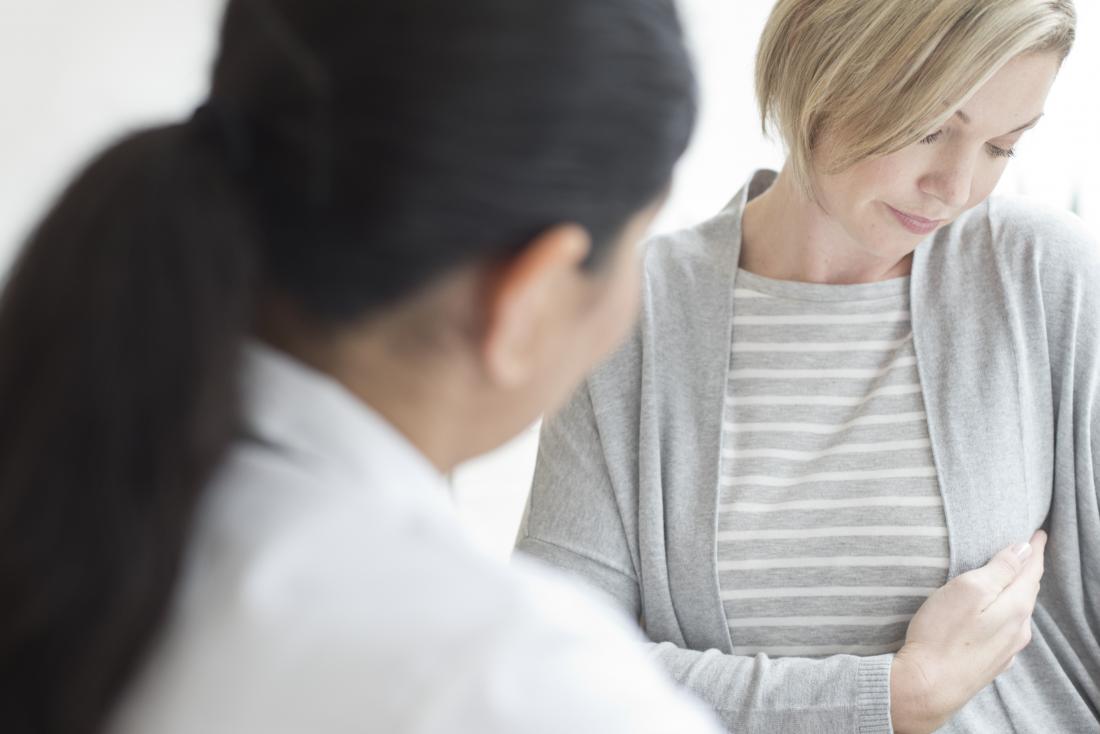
[{"x1": 812, "y1": 52, "x2": 1062, "y2": 260}]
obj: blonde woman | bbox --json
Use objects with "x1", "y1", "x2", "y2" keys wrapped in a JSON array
[{"x1": 517, "y1": 1, "x2": 1098, "y2": 732}]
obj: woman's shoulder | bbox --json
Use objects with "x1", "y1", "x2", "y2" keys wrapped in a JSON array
[
  {"x1": 586, "y1": 176, "x2": 761, "y2": 400},
  {"x1": 119, "y1": 439, "x2": 702, "y2": 732},
  {"x1": 643, "y1": 202, "x2": 741, "y2": 289},
  {"x1": 642, "y1": 170, "x2": 776, "y2": 289},
  {"x1": 944, "y1": 195, "x2": 1099, "y2": 276},
  {"x1": 925, "y1": 197, "x2": 1099, "y2": 344}
]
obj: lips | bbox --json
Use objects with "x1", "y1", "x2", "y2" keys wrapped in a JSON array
[{"x1": 886, "y1": 204, "x2": 945, "y2": 236}]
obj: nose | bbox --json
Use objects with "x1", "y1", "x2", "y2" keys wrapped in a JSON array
[{"x1": 918, "y1": 152, "x2": 975, "y2": 210}]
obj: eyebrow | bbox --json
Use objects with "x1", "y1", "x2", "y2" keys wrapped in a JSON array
[{"x1": 954, "y1": 109, "x2": 1045, "y2": 135}]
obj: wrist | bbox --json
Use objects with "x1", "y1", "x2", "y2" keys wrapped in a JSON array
[{"x1": 890, "y1": 651, "x2": 945, "y2": 734}]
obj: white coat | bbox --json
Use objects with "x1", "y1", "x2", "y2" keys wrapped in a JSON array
[{"x1": 110, "y1": 342, "x2": 721, "y2": 733}]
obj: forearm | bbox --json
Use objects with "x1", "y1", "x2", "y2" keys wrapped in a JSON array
[
  {"x1": 519, "y1": 534, "x2": 896, "y2": 732},
  {"x1": 647, "y1": 640, "x2": 895, "y2": 733}
]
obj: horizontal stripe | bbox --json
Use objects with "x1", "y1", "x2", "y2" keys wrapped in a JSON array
[
  {"x1": 733, "y1": 288, "x2": 771, "y2": 299},
  {"x1": 720, "y1": 496, "x2": 943, "y2": 513},
  {"x1": 724, "y1": 411, "x2": 927, "y2": 435},
  {"x1": 717, "y1": 526, "x2": 948, "y2": 541},
  {"x1": 729, "y1": 356, "x2": 916, "y2": 380},
  {"x1": 720, "y1": 286, "x2": 943, "y2": 656},
  {"x1": 725, "y1": 384, "x2": 922, "y2": 408},
  {"x1": 722, "y1": 466, "x2": 936, "y2": 488},
  {"x1": 732, "y1": 335, "x2": 913, "y2": 353},
  {"x1": 717, "y1": 556, "x2": 949, "y2": 571},
  {"x1": 730, "y1": 642, "x2": 904, "y2": 657},
  {"x1": 721, "y1": 586, "x2": 936, "y2": 600},
  {"x1": 727, "y1": 614, "x2": 914, "y2": 629},
  {"x1": 732, "y1": 311, "x2": 910, "y2": 326},
  {"x1": 722, "y1": 438, "x2": 931, "y2": 462}
]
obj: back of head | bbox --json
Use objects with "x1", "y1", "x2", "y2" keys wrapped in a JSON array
[
  {"x1": 0, "y1": 1, "x2": 695, "y2": 731},
  {"x1": 211, "y1": 0, "x2": 696, "y2": 318},
  {"x1": 755, "y1": 0, "x2": 1076, "y2": 190}
]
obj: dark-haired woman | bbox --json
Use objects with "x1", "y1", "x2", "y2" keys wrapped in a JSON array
[{"x1": 0, "y1": 0, "x2": 721, "y2": 732}]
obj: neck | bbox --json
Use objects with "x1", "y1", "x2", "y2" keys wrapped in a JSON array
[
  {"x1": 740, "y1": 166, "x2": 913, "y2": 284},
  {"x1": 334, "y1": 343, "x2": 474, "y2": 474},
  {"x1": 256, "y1": 292, "x2": 483, "y2": 475}
]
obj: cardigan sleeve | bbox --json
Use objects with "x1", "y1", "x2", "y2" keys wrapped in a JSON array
[
  {"x1": 516, "y1": 382, "x2": 643, "y2": 613},
  {"x1": 516, "y1": 380, "x2": 896, "y2": 734},
  {"x1": 1039, "y1": 208, "x2": 1100, "y2": 646},
  {"x1": 991, "y1": 196, "x2": 1100, "y2": 720},
  {"x1": 1082, "y1": 261, "x2": 1100, "y2": 617}
]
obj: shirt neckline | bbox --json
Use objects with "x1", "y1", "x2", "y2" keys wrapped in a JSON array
[{"x1": 735, "y1": 268, "x2": 911, "y2": 303}]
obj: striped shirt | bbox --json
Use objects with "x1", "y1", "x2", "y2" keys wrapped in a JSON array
[{"x1": 718, "y1": 269, "x2": 949, "y2": 658}]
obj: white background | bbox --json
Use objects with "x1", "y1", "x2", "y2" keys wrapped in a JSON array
[{"x1": 3, "y1": 1, "x2": 1097, "y2": 558}]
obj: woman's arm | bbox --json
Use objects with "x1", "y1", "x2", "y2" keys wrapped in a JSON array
[{"x1": 517, "y1": 381, "x2": 1044, "y2": 733}]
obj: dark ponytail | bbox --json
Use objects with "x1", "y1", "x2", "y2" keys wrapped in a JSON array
[
  {"x1": 0, "y1": 0, "x2": 695, "y2": 730},
  {"x1": 0, "y1": 124, "x2": 257, "y2": 732}
]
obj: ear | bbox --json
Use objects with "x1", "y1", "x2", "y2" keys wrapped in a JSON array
[{"x1": 481, "y1": 224, "x2": 591, "y2": 388}]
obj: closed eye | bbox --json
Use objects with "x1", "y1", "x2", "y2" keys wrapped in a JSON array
[
  {"x1": 986, "y1": 144, "x2": 1016, "y2": 159},
  {"x1": 920, "y1": 130, "x2": 1016, "y2": 159}
]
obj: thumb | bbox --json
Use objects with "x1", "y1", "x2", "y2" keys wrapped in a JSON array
[{"x1": 975, "y1": 540, "x2": 1033, "y2": 592}]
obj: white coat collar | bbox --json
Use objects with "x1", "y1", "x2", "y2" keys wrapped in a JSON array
[{"x1": 239, "y1": 340, "x2": 450, "y2": 505}]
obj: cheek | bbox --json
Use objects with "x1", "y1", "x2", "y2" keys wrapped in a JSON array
[
  {"x1": 864, "y1": 157, "x2": 917, "y2": 206},
  {"x1": 600, "y1": 250, "x2": 643, "y2": 344},
  {"x1": 576, "y1": 250, "x2": 642, "y2": 372},
  {"x1": 832, "y1": 157, "x2": 906, "y2": 215},
  {"x1": 967, "y1": 162, "x2": 1008, "y2": 208}
]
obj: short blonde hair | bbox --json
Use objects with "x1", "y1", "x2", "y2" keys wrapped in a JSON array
[{"x1": 756, "y1": 0, "x2": 1076, "y2": 190}]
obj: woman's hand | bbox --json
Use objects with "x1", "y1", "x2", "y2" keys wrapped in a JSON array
[{"x1": 890, "y1": 530, "x2": 1047, "y2": 734}]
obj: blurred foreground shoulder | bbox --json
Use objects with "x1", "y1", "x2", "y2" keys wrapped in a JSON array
[{"x1": 112, "y1": 444, "x2": 721, "y2": 734}]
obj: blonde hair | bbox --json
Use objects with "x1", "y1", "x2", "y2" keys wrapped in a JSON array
[{"x1": 756, "y1": 0, "x2": 1076, "y2": 190}]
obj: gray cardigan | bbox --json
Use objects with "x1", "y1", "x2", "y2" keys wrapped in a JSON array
[{"x1": 517, "y1": 171, "x2": 1100, "y2": 733}]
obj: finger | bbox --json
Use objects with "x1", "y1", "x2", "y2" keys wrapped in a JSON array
[
  {"x1": 1018, "y1": 616, "x2": 1034, "y2": 649},
  {"x1": 983, "y1": 581, "x2": 1040, "y2": 632},
  {"x1": 1025, "y1": 529, "x2": 1048, "y2": 556},
  {"x1": 986, "y1": 537, "x2": 1047, "y2": 620},
  {"x1": 969, "y1": 541, "x2": 1032, "y2": 596},
  {"x1": 1010, "y1": 531, "x2": 1048, "y2": 589}
]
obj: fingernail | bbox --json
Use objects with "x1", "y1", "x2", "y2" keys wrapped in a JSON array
[{"x1": 1013, "y1": 543, "x2": 1033, "y2": 561}]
